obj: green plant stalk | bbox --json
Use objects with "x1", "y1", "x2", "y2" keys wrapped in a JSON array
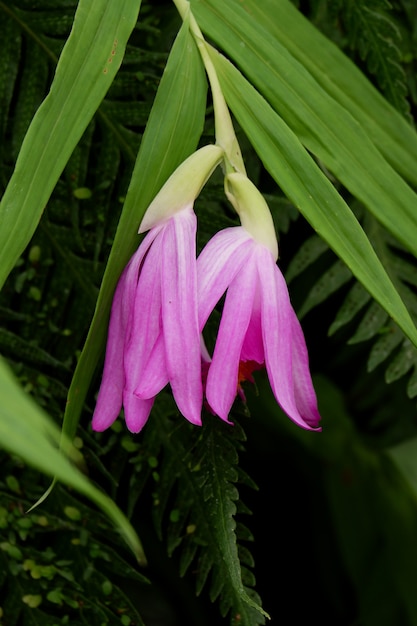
[{"x1": 172, "y1": 0, "x2": 245, "y2": 174}]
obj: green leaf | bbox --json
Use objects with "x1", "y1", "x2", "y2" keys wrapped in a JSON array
[
  {"x1": 216, "y1": 0, "x2": 417, "y2": 185},
  {"x1": 0, "y1": 356, "x2": 146, "y2": 565},
  {"x1": 0, "y1": 0, "x2": 142, "y2": 290},
  {"x1": 192, "y1": 0, "x2": 417, "y2": 258},
  {"x1": 62, "y1": 16, "x2": 208, "y2": 443},
  {"x1": 208, "y1": 49, "x2": 417, "y2": 350}
]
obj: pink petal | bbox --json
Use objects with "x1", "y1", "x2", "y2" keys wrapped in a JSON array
[
  {"x1": 206, "y1": 251, "x2": 257, "y2": 421},
  {"x1": 197, "y1": 227, "x2": 253, "y2": 329},
  {"x1": 258, "y1": 248, "x2": 319, "y2": 430},
  {"x1": 240, "y1": 287, "x2": 264, "y2": 364},
  {"x1": 160, "y1": 208, "x2": 202, "y2": 425},
  {"x1": 123, "y1": 389, "x2": 154, "y2": 433},
  {"x1": 290, "y1": 313, "x2": 321, "y2": 429},
  {"x1": 92, "y1": 236, "x2": 155, "y2": 432},
  {"x1": 134, "y1": 333, "x2": 168, "y2": 399},
  {"x1": 124, "y1": 231, "x2": 164, "y2": 395}
]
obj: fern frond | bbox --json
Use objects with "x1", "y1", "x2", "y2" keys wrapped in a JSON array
[
  {"x1": 298, "y1": 259, "x2": 353, "y2": 319},
  {"x1": 149, "y1": 406, "x2": 268, "y2": 625},
  {"x1": 285, "y1": 234, "x2": 329, "y2": 283},
  {"x1": 288, "y1": 207, "x2": 417, "y2": 400},
  {"x1": 340, "y1": 0, "x2": 411, "y2": 117},
  {"x1": 0, "y1": 328, "x2": 70, "y2": 376}
]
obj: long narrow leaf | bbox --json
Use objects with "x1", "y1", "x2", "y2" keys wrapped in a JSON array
[
  {"x1": 192, "y1": 0, "x2": 417, "y2": 259},
  {"x1": 0, "y1": 0, "x2": 142, "y2": 289},
  {"x1": 63, "y1": 17, "x2": 208, "y2": 442},
  {"x1": 209, "y1": 49, "x2": 417, "y2": 348},
  {"x1": 0, "y1": 357, "x2": 146, "y2": 565},
  {"x1": 228, "y1": 0, "x2": 417, "y2": 188}
]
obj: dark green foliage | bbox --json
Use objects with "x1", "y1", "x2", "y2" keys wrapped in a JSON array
[
  {"x1": 0, "y1": 456, "x2": 149, "y2": 625},
  {"x1": 286, "y1": 205, "x2": 417, "y2": 411},
  {"x1": 309, "y1": 0, "x2": 414, "y2": 118},
  {"x1": 342, "y1": 0, "x2": 409, "y2": 115},
  {"x1": 245, "y1": 374, "x2": 417, "y2": 626},
  {"x1": 85, "y1": 394, "x2": 266, "y2": 624},
  {"x1": 147, "y1": 406, "x2": 265, "y2": 623}
]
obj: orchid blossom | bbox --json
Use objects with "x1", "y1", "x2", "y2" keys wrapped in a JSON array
[
  {"x1": 92, "y1": 145, "x2": 224, "y2": 433},
  {"x1": 197, "y1": 173, "x2": 321, "y2": 431}
]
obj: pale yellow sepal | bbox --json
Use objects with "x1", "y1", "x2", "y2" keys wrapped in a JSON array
[
  {"x1": 139, "y1": 145, "x2": 224, "y2": 232},
  {"x1": 225, "y1": 172, "x2": 279, "y2": 261}
]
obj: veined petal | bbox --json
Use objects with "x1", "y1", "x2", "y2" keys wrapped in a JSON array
[
  {"x1": 92, "y1": 236, "x2": 155, "y2": 432},
  {"x1": 124, "y1": 232, "x2": 163, "y2": 393},
  {"x1": 206, "y1": 253, "x2": 257, "y2": 421},
  {"x1": 290, "y1": 313, "x2": 321, "y2": 429},
  {"x1": 161, "y1": 207, "x2": 202, "y2": 425},
  {"x1": 240, "y1": 287, "x2": 264, "y2": 364},
  {"x1": 197, "y1": 227, "x2": 253, "y2": 329},
  {"x1": 135, "y1": 333, "x2": 168, "y2": 399},
  {"x1": 123, "y1": 389, "x2": 154, "y2": 434},
  {"x1": 91, "y1": 271, "x2": 128, "y2": 431},
  {"x1": 259, "y1": 250, "x2": 317, "y2": 430}
]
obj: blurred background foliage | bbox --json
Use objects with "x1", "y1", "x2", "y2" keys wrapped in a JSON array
[{"x1": 1, "y1": 0, "x2": 417, "y2": 624}]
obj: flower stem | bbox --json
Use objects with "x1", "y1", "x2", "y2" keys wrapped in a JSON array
[{"x1": 172, "y1": 0, "x2": 245, "y2": 174}]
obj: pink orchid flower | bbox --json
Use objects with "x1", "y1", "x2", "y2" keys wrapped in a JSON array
[
  {"x1": 92, "y1": 205, "x2": 202, "y2": 433},
  {"x1": 197, "y1": 173, "x2": 321, "y2": 431},
  {"x1": 92, "y1": 145, "x2": 224, "y2": 434}
]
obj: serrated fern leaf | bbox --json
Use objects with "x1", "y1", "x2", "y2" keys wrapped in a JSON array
[
  {"x1": 348, "y1": 300, "x2": 390, "y2": 343},
  {"x1": 149, "y1": 409, "x2": 269, "y2": 625},
  {"x1": 0, "y1": 328, "x2": 70, "y2": 375},
  {"x1": 298, "y1": 259, "x2": 352, "y2": 319},
  {"x1": 328, "y1": 281, "x2": 372, "y2": 335},
  {"x1": 285, "y1": 234, "x2": 329, "y2": 283},
  {"x1": 289, "y1": 211, "x2": 417, "y2": 400},
  {"x1": 341, "y1": 0, "x2": 411, "y2": 117}
]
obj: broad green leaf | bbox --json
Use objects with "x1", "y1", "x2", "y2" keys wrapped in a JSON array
[
  {"x1": 228, "y1": 0, "x2": 417, "y2": 188},
  {"x1": 63, "y1": 17, "x2": 207, "y2": 442},
  {"x1": 0, "y1": 356, "x2": 146, "y2": 565},
  {"x1": 191, "y1": 0, "x2": 417, "y2": 259},
  {"x1": 0, "y1": 0, "x2": 142, "y2": 290},
  {"x1": 209, "y1": 49, "x2": 417, "y2": 348}
]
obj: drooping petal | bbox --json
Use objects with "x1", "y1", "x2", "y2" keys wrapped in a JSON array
[
  {"x1": 290, "y1": 312, "x2": 321, "y2": 429},
  {"x1": 206, "y1": 252, "x2": 258, "y2": 421},
  {"x1": 91, "y1": 271, "x2": 128, "y2": 432},
  {"x1": 123, "y1": 389, "x2": 154, "y2": 434},
  {"x1": 124, "y1": 230, "x2": 164, "y2": 395},
  {"x1": 91, "y1": 235, "x2": 156, "y2": 432},
  {"x1": 160, "y1": 207, "x2": 202, "y2": 425},
  {"x1": 197, "y1": 227, "x2": 253, "y2": 329},
  {"x1": 240, "y1": 286, "x2": 264, "y2": 364},
  {"x1": 134, "y1": 333, "x2": 168, "y2": 399},
  {"x1": 258, "y1": 248, "x2": 316, "y2": 430}
]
